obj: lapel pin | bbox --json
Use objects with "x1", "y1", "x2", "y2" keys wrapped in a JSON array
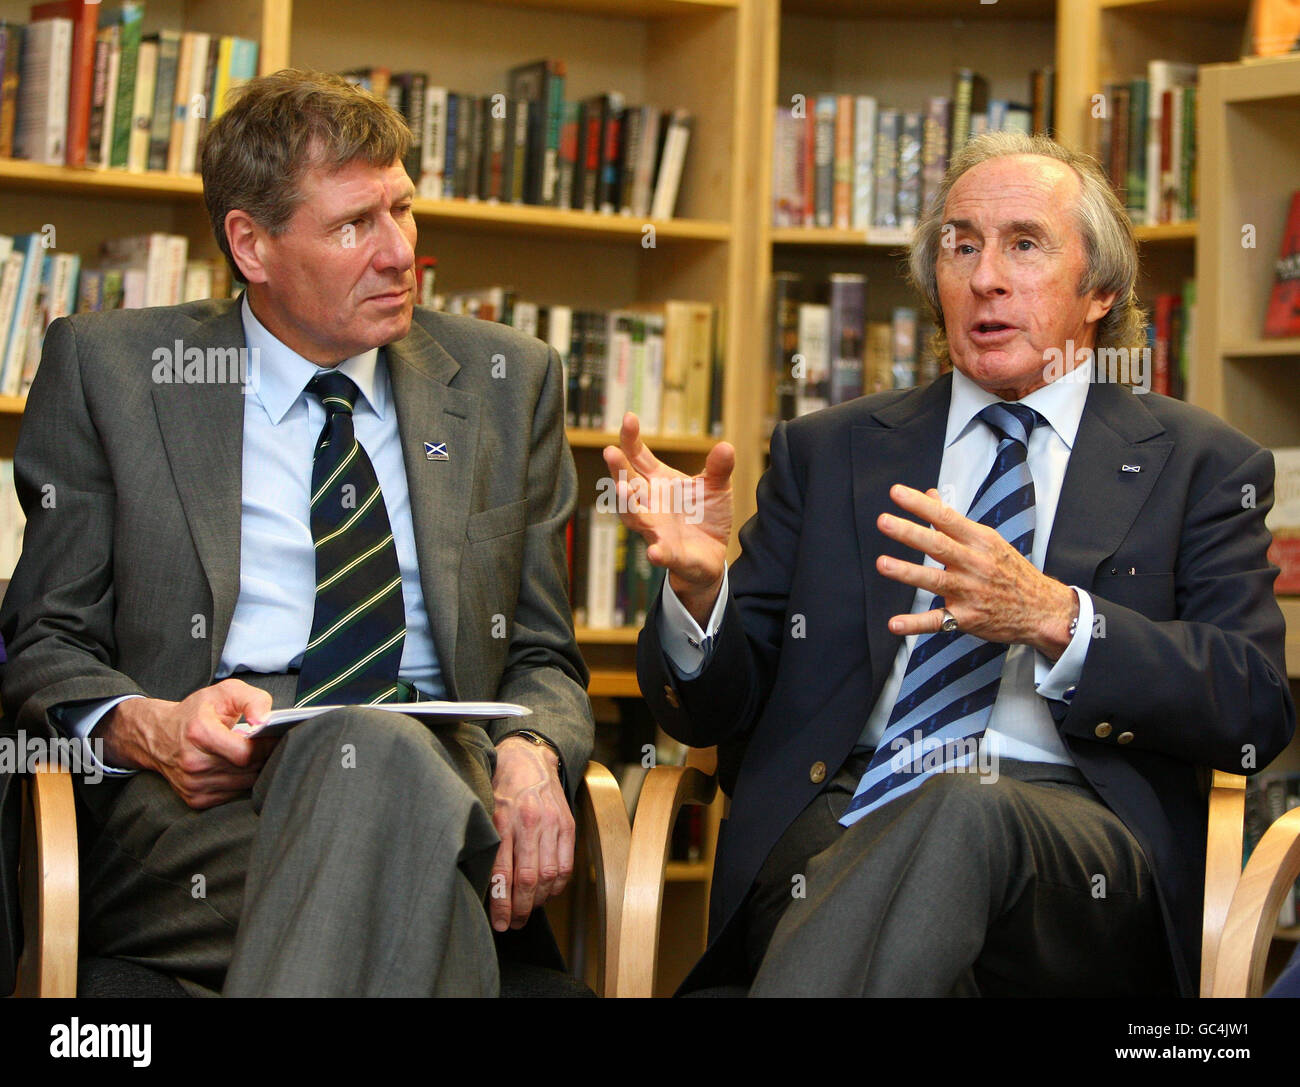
[
  {"x1": 1121, "y1": 464, "x2": 1141, "y2": 473},
  {"x1": 425, "y1": 441, "x2": 449, "y2": 461}
]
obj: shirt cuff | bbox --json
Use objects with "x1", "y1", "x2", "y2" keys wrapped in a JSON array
[
  {"x1": 1034, "y1": 588, "x2": 1094, "y2": 703},
  {"x1": 52, "y1": 695, "x2": 144, "y2": 777},
  {"x1": 657, "y1": 565, "x2": 729, "y2": 681}
]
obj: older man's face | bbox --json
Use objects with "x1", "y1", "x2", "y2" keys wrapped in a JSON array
[
  {"x1": 936, "y1": 154, "x2": 1116, "y2": 401},
  {"x1": 246, "y1": 158, "x2": 417, "y2": 366}
]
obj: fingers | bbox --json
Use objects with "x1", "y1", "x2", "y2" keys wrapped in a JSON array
[
  {"x1": 489, "y1": 835, "x2": 514, "y2": 933},
  {"x1": 702, "y1": 440, "x2": 736, "y2": 487},
  {"x1": 886, "y1": 484, "x2": 984, "y2": 546}
]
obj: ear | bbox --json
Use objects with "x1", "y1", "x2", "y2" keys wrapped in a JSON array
[
  {"x1": 1086, "y1": 287, "x2": 1119, "y2": 326},
  {"x1": 225, "y1": 210, "x2": 269, "y2": 285}
]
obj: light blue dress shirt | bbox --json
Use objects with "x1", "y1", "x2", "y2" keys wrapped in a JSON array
[
  {"x1": 660, "y1": 362, "x2": 1098, "y2": 768},
  {"x1": 60, "y1": 296, "x2": 444, "y2": 772}
]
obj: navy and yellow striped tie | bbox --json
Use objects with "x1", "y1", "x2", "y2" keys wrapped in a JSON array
[
  {"x1": 841, "y1": 402, "x2": 1040, "y2": 825},
  {"x1": 295, "y1": 370, "x2": 407, "y2": 707}
]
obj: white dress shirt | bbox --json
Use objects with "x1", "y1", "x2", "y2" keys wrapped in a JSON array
[{"x1": 660, "y1": 362, "x2": 1098, "y2": 767}]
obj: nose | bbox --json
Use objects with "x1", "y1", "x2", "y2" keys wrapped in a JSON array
[
  {"x1": 968, "y1": 243, "x2": 1008, "y2": 296},
  {"x1": 372, "y1": 211, "x2": 415, "y2": 274}
]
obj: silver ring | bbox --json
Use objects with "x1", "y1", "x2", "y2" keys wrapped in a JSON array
[{"x1": 941, "y1": 609, "x2": 959, "y2": 633}]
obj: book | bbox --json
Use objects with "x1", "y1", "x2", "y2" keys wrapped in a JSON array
[
  {"x1": 145, "y1": 28, "x2": 180, "y2": 172},
  {"x1": 649, "y1": 108, "x2": 691, "y2": 220},
  {"x1": 769, "y1": 271, "x2": 802, "y2": 433},
  {"x1": 813, "y1": 94, "x2": 835, "y2": 228},
  {"x1": 949, "y1": 68, "x2": 988, "y2": 159},
  {"x1": 0, "y1": 21, "x2": 23, "y2": 158},
  {"x1": 833, "y1": 94, "x2": 853, "y2": 229},
  {"x1": 896, "y1": 110, "x2": 923, "y2": 229},
  {"x1": 31, "y1": 0, "x2": 97, "y2": 167},
  {"x1": 126, "y1": 33, "x2": 155, "y2": 171},
  {"x1": 827, "y1": 273, "x2": 865, "y2": 406},
  {"x1": 795, "y1": 302, "x2": 829, "y2": 416},
  {"x1": 14, "y1": 16, "x2": 71, "y2": 164},
  {"x1": 852, "y1": 95, "x2": 877, "y2": 230},
  {"x1": 1264, "y1": 190, "x2": 1300, "y2": 338},
  {"x1": 506, "y1": 58, "x2": 565, "y2": 206},
  {"x1": 233, "y1": 699, "x2": 533, "y2": 739}
]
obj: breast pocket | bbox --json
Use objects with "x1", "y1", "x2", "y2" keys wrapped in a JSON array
[
  {"x1": 466, "y1": 499, "x2": 527, "y2": 542},
  {"x1": 1092, "y1": 572, "x2": 1176, "y2": 621}
]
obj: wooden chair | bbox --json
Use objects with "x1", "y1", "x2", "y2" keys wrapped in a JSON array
[
  {"x1": 11, "y1": 759, "x2": 630, "y2": 998},
  {"x1": 617, "y1": 754, "x2": 1300, "y2": 998}
]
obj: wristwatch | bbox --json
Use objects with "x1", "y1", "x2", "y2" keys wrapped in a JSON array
[{"x1": 501, "y1": 729, "x2": 567, "y2": 790}]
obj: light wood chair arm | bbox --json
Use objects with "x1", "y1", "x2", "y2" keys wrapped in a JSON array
[
  {"x1": 1200, "y1": 771, "x2": 1247, "y2": 997},
  {"x1": 576, "y1": 761, "x2": 630, "y2": 998},
  {"x1": 615, "y1": 747, "x2": 718, "y2": 998},
  {"x1": 1212, "y1": 805, "x2": 1300, "y2": 997},
  {"x1": 15, "y1": 766, "x2": 79, "y2": 998}
]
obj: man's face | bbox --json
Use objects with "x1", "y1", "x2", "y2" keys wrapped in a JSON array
[
  {"x1": 936, "y1": 154, "x2": 1116, "y2": 400},
  {"x1": 244, "y1": 158, "x2": 416, "y2": 365}
]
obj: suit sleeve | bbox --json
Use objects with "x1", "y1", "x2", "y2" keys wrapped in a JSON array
[
  {"x1": 1057, "y1": 443, "x2": 1295, "y2": 771},
  {"x1": 487, "y1": 345, "x2": 594, "y2": 799},
  {"x1": 1, "y1": 318, "x2": 146, "y2": 736},
  {"x1": 637, "y1": 420, "x2": 805, "y2": 748}
]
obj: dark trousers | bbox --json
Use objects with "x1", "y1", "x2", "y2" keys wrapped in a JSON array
[
  {"x1": 76, "y1": 673, "x2": 502, "y2": 996},
  {"x1": 743, "y1": 752, "x2": 1178, "y2": 997}
]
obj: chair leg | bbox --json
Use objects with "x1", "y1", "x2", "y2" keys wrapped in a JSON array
[{"x1": 15, "y1": 767, "x2": 79, "y2": 998}]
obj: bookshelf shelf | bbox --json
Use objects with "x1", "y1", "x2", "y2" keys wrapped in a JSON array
[
  {"x1": 0, "y1": 397, "x2": 25, "y2": 417},
  {"x1": 1220, "y1": 339, "x2": 1300, "y2": 359},
  {"x1": 664, "y1": 861, "x2": 711, "y2": 882},
  {"x1": 770, "y1": 226, "x2": 911, "y2": 249},
  {"x1": 586, "y1": 669, "x2": 643, "y2": 698},
  {"x1": 1279, "y1": 599, "x2": 1300, "y2": 679},
  {"x1": 575, "y1": 627, "x2": 642, "y2": 645},
  {"x1": 472, "y1": 0, "x2": 738, "y2": 15},
  {"x1": 412, "y1": 197, "x2": 731, "y2": 243},
  {"x1": 1134, "y1": 222, "x2": 1199, "y2": 243},
  {"x1": 782, "y1": 0, "x2": 1053, "y2": 15},
  {"x1": 566, "y1": 428, "x2": 716, "y2": 452},
  {"x1": 0, "y1": 158, "x2": 203, "y2": 199},
  {"x1": 1097, "y1": 0, "x2": 1248, "y2": 15}
]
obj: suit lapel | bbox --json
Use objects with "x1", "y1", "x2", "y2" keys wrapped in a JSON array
[
  {"x1": 149, "y1": 302, "x2": 246, "y2": 676},
  {"x1": 851, "y1": 375, "x2": 951, "y2": 695},
  {"x1": 386, "y1": 320, "x2": 481, "y2": 698},
  {"x1": 1043, "y1": 381, "x2": 1172, "y2": 588}
]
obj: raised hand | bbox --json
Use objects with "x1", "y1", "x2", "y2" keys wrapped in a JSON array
[{"x1": 602, "y1": 411, "x2": 735, "y2": 625}]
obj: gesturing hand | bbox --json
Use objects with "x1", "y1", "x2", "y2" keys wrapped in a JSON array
[
  {"x1": 489, "y1": 736, "x2": 573, "y2": 931},
  {"x1": 98, "y1": 678, "x2": 278, "y2": 809},
  {"x1": 875, "y1": 484, "x2": 1078, "y2": 659},
  {"x1": 602, "y1": 411, "x2": 735, "y2": 625}
]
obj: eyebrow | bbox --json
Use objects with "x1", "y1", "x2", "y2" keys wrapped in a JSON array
[
  {"x1": 329, "y1": 187, "x2": 416, "y2": 227},
  {"x1": 944, "y1": 218, "x2": 1051, "y2": 241}
]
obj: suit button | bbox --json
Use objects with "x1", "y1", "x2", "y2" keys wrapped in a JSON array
[
  {"x1": 809, "y1": 761, "x2": 827, "y2": 784},
  {"x1": 1094, "y1": 722, "x2": 1112, "y2": 739},
  {"x1": 1117, "y1": 731, "x2": 1134, "y2": 745},
  {"x1": 663, "y1": 685, "x2": 680, "y2": 709}
]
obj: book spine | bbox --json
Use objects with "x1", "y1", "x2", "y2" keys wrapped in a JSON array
[
  {"x1": 833, "y1": 93, "x2": 853, "y2": 230},
  {"x1": 852, "y1": 96, "x2": 877, "y2": 230},
  {"x1": 896, "y1": 110, "x2": 923, "y2": 229},
  {"x1": 147, "y1": 29, "x2": 180, "y2": 172},
  {"x1": 813, "y1": 94, "x2": 835, "y2": 228},
  {"x1": 827, "y1": 273, "x2": 866, "y2": 406}
]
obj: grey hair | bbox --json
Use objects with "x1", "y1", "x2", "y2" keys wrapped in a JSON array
[{"x1": 908, "y1": 131, "x2": 1147, "y2": 369}]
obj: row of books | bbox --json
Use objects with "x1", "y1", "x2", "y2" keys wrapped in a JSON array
[
  {"x1": 0, "y1": 231, "x2": 232, "y2": 398},
  {"x1": 346, "y1": 59, "x2": 692, "y2": 219},
  {"x1": 772, "y1": 67, "x2": 1055, "y2": 231},
  {"x1": 3, "y1": 2, "x2": 258, "y2": 173},
  {"x1": 1243, "y1": 771, "x2": 1300, "y2": 928},
  {"x1": 1144, "y1": 281, "x2": 1197, "y2": 400},
  {"x1": 1267, "y1": 447, "x2": 1300, "y2": 595},
  {"x1": 768, "y1": 271, "x2": 938, "y2": 433},
  {"x1": 570, "y1": 508, "x2": 666, "y2": 631},
  {"x1": 1098, "y1": 61, "x2": 1198, "y2": 227},
  {"x1": 0, "y1": 459, "x2": 22, "y2": 581},
  {"x1": 430, "y1": 284, "x2": 723, "y2": 439}
]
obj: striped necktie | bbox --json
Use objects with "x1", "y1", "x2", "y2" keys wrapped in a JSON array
[
  {"x1": 840, "y1": 402, "x2": 1040, "y2": 826},
  {"x1": 294, "y1": 370, "x2": 407, "y2": 707}
]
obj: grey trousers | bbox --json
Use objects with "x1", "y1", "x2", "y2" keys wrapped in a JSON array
[
  {"x1": 746, "y1": 754, "x2": 1177, "y2": 997},
  {"x1": 76, "y1": 673, "x2": 502, "y2": 996}
]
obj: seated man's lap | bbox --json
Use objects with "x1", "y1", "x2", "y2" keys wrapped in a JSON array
[
  {"x1": 78, "y1": 707, "x2": 499, "y2": 993},
  {"x1": 746, "y1": 756, "x2": 1176, "y2": 996}
]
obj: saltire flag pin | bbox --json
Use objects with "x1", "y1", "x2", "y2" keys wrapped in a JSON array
[{"x1": 425, "y1": 441, "x2": 449, "y2": 461}]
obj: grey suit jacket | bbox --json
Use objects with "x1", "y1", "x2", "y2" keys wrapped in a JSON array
[{"x1": 0, "y1": 298, "x2": 593, "y2": 794}]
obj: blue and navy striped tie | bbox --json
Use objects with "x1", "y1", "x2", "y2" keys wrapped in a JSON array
[
  {"x1": 294, "y1": 370, "x2": 407, "y2": 707},
  {"x1": 840, "y1": 402, "x2": 1040, "y2": 826}
]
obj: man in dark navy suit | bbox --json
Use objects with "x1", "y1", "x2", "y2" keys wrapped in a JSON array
[{"x1": 609, "y1": 133, "x2": 1295, "y2": 996}]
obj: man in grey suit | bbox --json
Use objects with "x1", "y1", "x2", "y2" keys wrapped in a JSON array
[{"x1": 0, "y1": 70, "x2": 593, "y2": 995}]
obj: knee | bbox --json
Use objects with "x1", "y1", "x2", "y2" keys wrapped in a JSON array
[{"x1": 282, "y1": 709, "x2": 455, "y2": 783}]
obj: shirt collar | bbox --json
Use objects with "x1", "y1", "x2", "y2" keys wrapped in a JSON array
[
  {"x1": 240, "y1": 294, "x2": 387, "y2": 425},
  {"x1": 945, "y1": 356, "x2": 1093, "y2": 451}
]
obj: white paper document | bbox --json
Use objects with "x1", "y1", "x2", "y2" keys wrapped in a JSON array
[{"x1": 233, "y1": 700, "x2": 532, "y2": 738}]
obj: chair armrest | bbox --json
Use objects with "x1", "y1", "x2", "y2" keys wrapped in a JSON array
[
  {"x1": 15, "y1": 767, "x2": 79, "y2": 998},
  {"x1": 1201, "y1": 771, "x2": 1247, "y2": 997},
  {"x1": 615, "y1": 748, "x2": 718, "y2": 998},
  {"x1": 576, "y1": 761, "x2": 629, "y2": 998},
  {"x1": 1212, "y1": 806, "x2": 1300, "y2": 997}
]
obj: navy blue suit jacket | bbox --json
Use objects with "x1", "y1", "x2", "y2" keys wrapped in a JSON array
[{"x1": 639, "y1": 373, "x2": 1295, "y2": 995}]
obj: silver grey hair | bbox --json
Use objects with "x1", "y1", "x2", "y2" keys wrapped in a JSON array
[{"x1": 908, "y1": 131, "x2": 1147, "y2": 368}]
